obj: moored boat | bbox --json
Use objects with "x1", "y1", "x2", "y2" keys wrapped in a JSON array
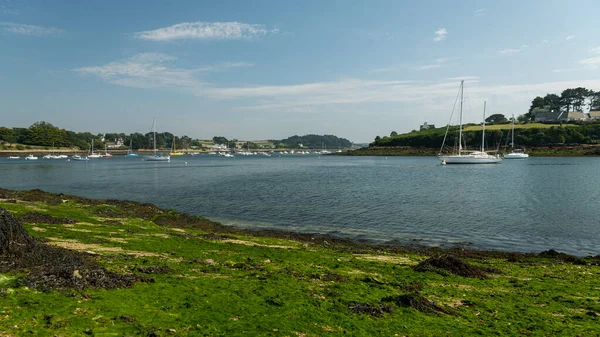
[
  {"x1": 145, "y1": 119, "x2": 170, "y2": 162},
  {"x1": 439, "y1": 81, "x2": 501, "y2": 165}
]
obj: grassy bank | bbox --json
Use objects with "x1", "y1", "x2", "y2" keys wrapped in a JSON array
[
  {"x1": 0, "y1": 189, "x2": 599, "y2": 336},
  {"x1": 340, "y1": 145, "x2": 600, "y2": 157}
]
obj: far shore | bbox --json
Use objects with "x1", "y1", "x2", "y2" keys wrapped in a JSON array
[{"x1": 337, "y1": 145, "x2": 600, "y2": 157}]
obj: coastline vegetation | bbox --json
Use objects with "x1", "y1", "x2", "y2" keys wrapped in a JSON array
[
  {"x1": 0, "y1": 122, "x2": 351, "y2": 152},
  {"x1": 1, "y1": 188, "x2": 599, "y2": 336}
]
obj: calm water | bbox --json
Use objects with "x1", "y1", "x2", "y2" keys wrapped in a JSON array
[{"x1": 1, "y1": 155, "x2": 599, "y2": 255}]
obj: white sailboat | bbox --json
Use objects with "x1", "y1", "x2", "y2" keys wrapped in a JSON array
[
  {"x1": 88, "y1": 139, "x2": 102, "y2": 158},
  {"x1": 145, "y1": 119, "x2": 170, "y2": 162},
  {"x1": 439, "y1": 81, "x2": 501, "y2": 164},
  {"x1": 504, "y1": 114, "x2": 529, "y2": 159}
]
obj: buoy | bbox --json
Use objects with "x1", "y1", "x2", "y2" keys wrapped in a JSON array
[{"x1": 441, "y1": 160, "x2": 446, "y2": 165}]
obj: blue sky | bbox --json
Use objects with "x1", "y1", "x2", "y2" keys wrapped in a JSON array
[{"x1": 1, "y1": 0, "x2": 600, "y2": 142}]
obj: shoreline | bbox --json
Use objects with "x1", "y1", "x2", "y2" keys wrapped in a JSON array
[
  {"x1": 0, "y1": 187, "x2": 595, "y2": 259},
  {"x1": 336, "y1": 145, "x2": 600, "y2": 157},
  {"x1": 1, "y1": 187, "x2": 599, "y2": 335}
]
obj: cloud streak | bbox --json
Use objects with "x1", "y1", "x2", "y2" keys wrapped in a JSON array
[
  {"x1": 433, "y1": 28, "x2": 447, "y2": 42},
  {"x1": 498, "y1": 45, "x2": 528, "y2": 55},
  {"x1": 73, "y1": 54, "x2": 600, "y2": 118},
  {"x1": 0, "y1": 22, "x2": 63, "y2": 36},
  {"x1": 73, "y1": 53, "x2": 253, "y2": 92},
  {"x1": 132, "y1": 21, "x2": 280, "y2": 41}
]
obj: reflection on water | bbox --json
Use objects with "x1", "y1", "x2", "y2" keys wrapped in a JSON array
[{"x1": 1, "y1": 155, "x2": 599, "y2": 255}]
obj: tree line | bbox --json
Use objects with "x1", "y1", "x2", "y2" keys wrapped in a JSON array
[
  {"x1": 524, "y1": 87, "x2": 600, "y2": 121},
  {"x1": 372, "y1": 124, "x2": 600, "y2": 149},
  {"x1": 0, "y1": 121, "x2": 201, "y2": 150},
  {"x1": 0, "y1": 121, "x2": 353, "y2": 151}
]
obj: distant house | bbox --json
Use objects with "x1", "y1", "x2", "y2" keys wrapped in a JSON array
[
  {"x1": 588, "y1": 111, "x2": 600, "y2": 120},
  {"x1": 106, "y1": 137, "x2": 125, "y2": 148},
  {"x1": 566, "y1": 112, "x2": 588, "y2": 121},
  {"x1": 420, "y1": 122, "x2": 435, "y2": 131},
  {"x1": 534, "y1": 110, "x2": 566, "y2": 123}
]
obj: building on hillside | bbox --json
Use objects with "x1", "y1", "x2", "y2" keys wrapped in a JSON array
[
  {"x1": 106, "y1": 138, "x2": 124, "y2": 148},
  {"x1": 588, "y1": 111, "x2": 600, "y2": 120},
  {"x1": 420, "y1": 122, "x2": 435, "y2": 131},
  {"x1": 566, "y1": 112, "x2": 588, "y2": 121},
  {"x1": 534, "y1": 110, "x2": 566, "y2": 123}
]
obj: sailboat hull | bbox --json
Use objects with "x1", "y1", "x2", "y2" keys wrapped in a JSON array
[
  {"x1": 145, "y1": 155, "x2": 170, "y2": 162},
  {"x1": 503, "y1": 153, "x2": 529, "y2": 159},
  {"x1": 440, "y1": 154, "x2": 501, "y2": 164}
]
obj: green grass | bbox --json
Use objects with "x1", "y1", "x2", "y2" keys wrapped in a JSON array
[
  {"x1": 462, "y1": 122, "x2": 576, "y2": 131},
  {"x1": 1, "y1": 198, "x2": 599, "y2": 336}
]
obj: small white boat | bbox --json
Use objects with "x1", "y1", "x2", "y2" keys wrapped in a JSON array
[
  {"x1": 72, "y1": 155, "x2": 89, "y2": 161},
  {"x1": 504, "y1": 114, "x2": 529, "y2": 159},
  {"x1": 7, "y1": 156, "x2": 20, "y2": 159},
  {"x1": 88, "y1": 139, "x2": 102, "y2": 158},
  {"x1": 42, "y1": 154, "x2": 53, "y2": 159},
  {"x1": 25, "y1": 154, "x2": 38, "y2": 160},
  {"x1": 145, "y1": 119, "x2": 170, "y2": 162},
  {"x1": 56, "y1": 154, "x2": 68, "y2": 159},
  {"x1": 504, "y1": 150, "x2": 529, "y2": 159},
  {"x1": 221, "y1": 153, "x2": 234, "y2": 158}
]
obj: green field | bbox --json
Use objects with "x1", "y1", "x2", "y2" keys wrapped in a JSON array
[
  {"x1": 462, "y1": 122, "x2": 575, "y2": 131},
  {"x1": 0, "y1": 189, "x2": 599, "y2": 336}
]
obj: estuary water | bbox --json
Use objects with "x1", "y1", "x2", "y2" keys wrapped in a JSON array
[{"x1": 1, "y1": 155, "x2": 599, "y2": 255}]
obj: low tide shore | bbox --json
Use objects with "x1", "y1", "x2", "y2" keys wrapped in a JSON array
[{"x1": 0, "y1": 188, "x2": 599, "y2": 336}]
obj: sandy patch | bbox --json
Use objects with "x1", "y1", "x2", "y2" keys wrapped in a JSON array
[
  {"x1": 75, "y1": 222, "x2": 104, "y2": 227},
  {"x1": 354, "y1": 254, "x2": 414, "y2": 265},
  {"x1": 45, "y1": 237, "x2": 162, "y2": 257},
  {"x1": 221, "y1": 239, "x2": 297, "y2": 250},
  {"x1": 68, "y1": 228, "x2": 93, "y2": 233},
  {"x1": 99, "y1": 237, "x2": 128, "y2": 244},
  {"x1": 169, "y1": 228, "x2": 187, "y2": 233},
  {"x1": 436, "y1": 283, "x2": 474, "y2": 290},
  {"x1": 30, "y1": 226, "x2": 46, "y2": 232}
]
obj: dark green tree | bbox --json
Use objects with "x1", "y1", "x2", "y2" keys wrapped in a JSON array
[{"x1": 485, "y1": 114, "x2": 507, "y2": 124}]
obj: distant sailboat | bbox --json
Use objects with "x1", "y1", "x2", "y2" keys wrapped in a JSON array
[
  {"x1": 88, "y1": 139, "x2": 102, "y2": 158},
  {"x1": 170, "y1": 135, "x2": 184, "y2": 156},
  {"x1": 504, "y1": 114, "x2": 529, "y2": 159},
  {"x1": 103, "y1": 143, "x2": 113, "y2": 158},
  {"x1": 126, "y1": 139, "x2": 138, "y2": 157},
  {"x1": 145, "y1": 120, "x2": 170, "y2": 162},
  {"x1": 439, "y1": 81, "x2": 501, "y2": 164}
]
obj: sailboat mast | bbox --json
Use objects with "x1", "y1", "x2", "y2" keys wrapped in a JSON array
[
  {"x1": 511, "y1": 114, "x2": 515, "y2": 150},
  {"x1": 153, "y1": 119, "x2": 157, "y2": 155},
  {"x1": 458, "y1": 80, "x2": 464, "y2": 155},
  {"x1": 482, "y1": 101, "x2": 486, "y2": 152}
]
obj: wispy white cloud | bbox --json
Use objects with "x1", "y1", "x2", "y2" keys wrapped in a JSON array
[
  {"x1": 579, "y1": 57, "x2": 600, "y2": 66},
  {"x1": 368, "y1": 66, "x2": 399, "y2": 73},
  {"x1": 566, "y1": 35, "x2": 576, "y2": 41},
  {"x1": 0, "y1": 2, "x2": 18, "y2": 15},
  {"x1": 73, "y1": 54, "x2": 600, "y2": 118},
  {"x1": 445, "y1": 76, "x2": 480, "y2": 81},
  {"x1": 498, "y1": 45, "x2": 528, "y2": 55},
  {"x1": 433, "y1": 28, "x2": 447, "y2": 42},
  {"x1": 73, "y1": 53, "x2": 253, "y2": 91},
  {"x1": 591, "y1": 47, "x2": 600, "y2": 54},
  {"x1": 132, "y1": 21, "x2": 280, "y2": 41},
  {"x1": 473, "y1": 8, "x2": 486, "y2": 16},
  {"x1": 413, "y1": 58, "x2": 447, "y2": 71},
  {"x1": 0, "y1": 22, "x2": 63, "y2": 36}
]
